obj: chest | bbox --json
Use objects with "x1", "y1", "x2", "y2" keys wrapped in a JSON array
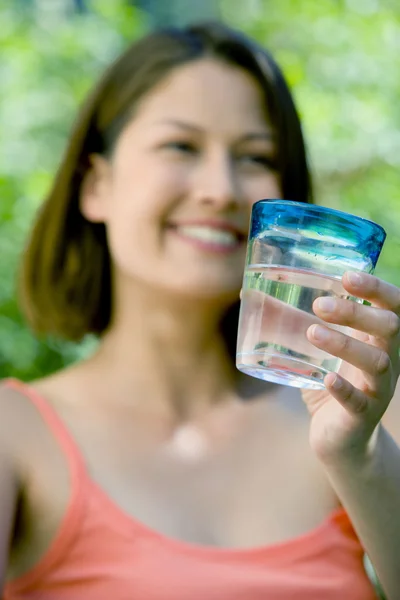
[
  {"x1": 6, "y1": 382, "x2": 375, "y2": 598},
  {"x1": 34, "y1": 403, "x2": 337, "y2": 548}
]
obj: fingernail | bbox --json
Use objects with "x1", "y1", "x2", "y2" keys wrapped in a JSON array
[
  {"x1": 330, "y1": 374, "x2": 342, "y2": 389},
  {"x1": 316, "y1": 297, "x2": 336, "y2": 313},
  {"x1": 311, "y1": 325, "x2": 330, "y2": 341},
  {"x1": 347, "y1": 271, "x2": 363, "y2": 287}
]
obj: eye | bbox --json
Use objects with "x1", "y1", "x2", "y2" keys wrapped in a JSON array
[
  {"x1": 163, "y1": 140, "x2": 198, "y2": 154},
  {"x1": 238, "y1": 153, "x2": 278, "y2": 171}
]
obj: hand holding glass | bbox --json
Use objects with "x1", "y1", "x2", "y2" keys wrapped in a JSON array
[{"x1": 236, "y1": 200, "x2": 386, "y2": 389}]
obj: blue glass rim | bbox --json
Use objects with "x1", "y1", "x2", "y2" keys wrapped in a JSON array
[
  {"x1": 248, "y1": 199, "x2": 386, "y2": 272},
  {"x1": 252, "y1": 199, "x2": 386, "y2": 239}
]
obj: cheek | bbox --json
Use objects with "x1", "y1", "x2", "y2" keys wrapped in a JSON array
[
  {"x1": 103, "y1": 171, "x2": 181, "y2": 272},
  {"x1": 113, "y1": 159, "x2": 188, "y2": 220},
  {"x1": 102, "y1": 182, "x2": 151, "y2": 273},
  {"x1": 245, "y1": 173, "x2": 281, "y2": 204},
  {"x1": 105, "y1": 215, "x2": 159, "y2": 286}
]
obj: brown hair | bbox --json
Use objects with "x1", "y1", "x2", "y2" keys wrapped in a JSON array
[{"x1": 19, "y1": 21, "x2": 313, "y2": 357}]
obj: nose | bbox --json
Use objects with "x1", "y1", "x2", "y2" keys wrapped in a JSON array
[{"x1": 192, "y1": 152, "x2": 244, "y2": 211}]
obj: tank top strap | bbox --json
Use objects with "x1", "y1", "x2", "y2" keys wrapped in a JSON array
[{"x1": 3, "y1": 377, "x2": 87, "y2": 479}]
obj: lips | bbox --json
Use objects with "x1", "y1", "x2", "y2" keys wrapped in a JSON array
[
  {"x1": 174, "y1": 225, "x2": 239, "y2": 246},
  {"x1": 168, "y1": 220, "x2": 246, "y2": 240},
  {"x1": 167, "y1": 220, "x2": 247, "y2": 252}
]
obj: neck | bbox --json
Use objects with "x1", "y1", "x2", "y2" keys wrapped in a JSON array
[{"x1": 89, "y1": 281, "x2": 240, "y2": 420}]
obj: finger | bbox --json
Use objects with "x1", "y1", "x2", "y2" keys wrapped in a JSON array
[
  {"x1": 343, "y1": 272, "x2": 400, "y2": 313},
  {"x1": 313, "y1": 297, "x2": 400, "y2": 341},
  {"x1": 241, "y1": 289, "x2": 331, "y2": 359},
  {"x1": 324, "y1": 373, "x2": 371, "y2": 417},
  {"x1": 308, "y1": 324, "x2": 392, "y2": 386}
]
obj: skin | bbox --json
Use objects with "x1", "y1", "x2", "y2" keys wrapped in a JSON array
[
  {"x1": 306, "y1": 273, "x2": 400, "y2": 459},
  {"x1": 2, "y1": 59, "x2": 400, "y2": 595},
  {"x1": 80, "y1": 58, "x2": 282, "y2": 418}
]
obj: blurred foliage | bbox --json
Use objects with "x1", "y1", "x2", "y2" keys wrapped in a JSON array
[{"x1": 0, "y1": 0, "x2": 399, "y2": 381}]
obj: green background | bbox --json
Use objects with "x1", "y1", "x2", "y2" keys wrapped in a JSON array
[{"x1": 1, "y1": 0, "x2": 399, "y2": 381}]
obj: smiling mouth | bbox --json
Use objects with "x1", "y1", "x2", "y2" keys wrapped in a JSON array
[{"x1": 169, "y1": 224, "x2": 245, "y2": 250}]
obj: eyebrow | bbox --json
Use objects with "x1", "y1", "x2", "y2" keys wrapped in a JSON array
[{"x1": 155, "y1": 119, "x2": 274, "y2": 142}]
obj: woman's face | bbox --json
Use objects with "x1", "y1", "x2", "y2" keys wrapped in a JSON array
[{"x1": 82, "y1": 59, "x2": 281, "y2": 302}]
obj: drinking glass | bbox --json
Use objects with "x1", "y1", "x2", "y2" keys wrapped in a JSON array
[{"x1": 236, "y1": 200, "x2": 386, "y2": 389}]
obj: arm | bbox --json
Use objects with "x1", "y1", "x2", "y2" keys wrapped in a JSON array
[
  {"x1": 341, "y1": 383, "x2": 400, "y2": 600},
  {"x1": 321, "y1": 422, "x2": 400, "y2": 600},
  {"x1": 301, "y1": 271, "x2": 400, "y2": 600}
]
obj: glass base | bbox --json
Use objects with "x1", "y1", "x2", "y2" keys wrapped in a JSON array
[{"x1": 236, "y1": 352, "x2": 329, "y2": 390}]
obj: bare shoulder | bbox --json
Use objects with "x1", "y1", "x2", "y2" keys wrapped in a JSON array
[
  {"x1": 382, "y1": 378, "x2": 400, "y2": 444},
  {"x1": 0, "y1": 376, "x2": 77, "y2": 582},
  {"x1": 0, "y1": 376, "x2": 73, "y2": 470},
  {"x1": 0, "y1": 381, "x2": 39, "y2": 585},
  {"x1": 0, "y1": 381, "x2": 31, "y2": 495},
  {"x1": 0, "y1": 381, "x2": 38, "y2": 460}
]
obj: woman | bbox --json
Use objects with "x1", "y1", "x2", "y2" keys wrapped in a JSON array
[{"x1": 1, "y1": 22, "x2": 399, "y2": 599}]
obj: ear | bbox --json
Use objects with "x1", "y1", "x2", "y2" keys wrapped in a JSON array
[{"x1": 80, "y1": 154, "x2": 112, "y2": 223}]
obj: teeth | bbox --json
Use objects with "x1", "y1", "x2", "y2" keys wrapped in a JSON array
[{"x1": 176, "y1": 226, "x2": 238, "y2": 246}]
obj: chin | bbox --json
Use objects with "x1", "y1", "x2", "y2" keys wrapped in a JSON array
[
  {"x1": 116, "y1": 261, "x2": 242, "y2": 303},
  {"x1": 172, "y1": 280, "x2": 241, "y2": 303},
  {"x1": 170, "y1": 266, "x2": 242, "y2": 297}
]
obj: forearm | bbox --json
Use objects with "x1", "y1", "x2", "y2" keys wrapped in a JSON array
[{"x1": 320, "y1": 425, "x2": 400, "y2": 600}]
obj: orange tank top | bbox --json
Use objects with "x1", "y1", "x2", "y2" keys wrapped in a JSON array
[{"x1": 3, "y1": 378, "x2": 379, "y2": 600}]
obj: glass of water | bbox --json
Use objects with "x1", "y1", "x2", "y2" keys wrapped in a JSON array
[{"x1": 236, "y1": 200, "x2": 386, "y2": 389}]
